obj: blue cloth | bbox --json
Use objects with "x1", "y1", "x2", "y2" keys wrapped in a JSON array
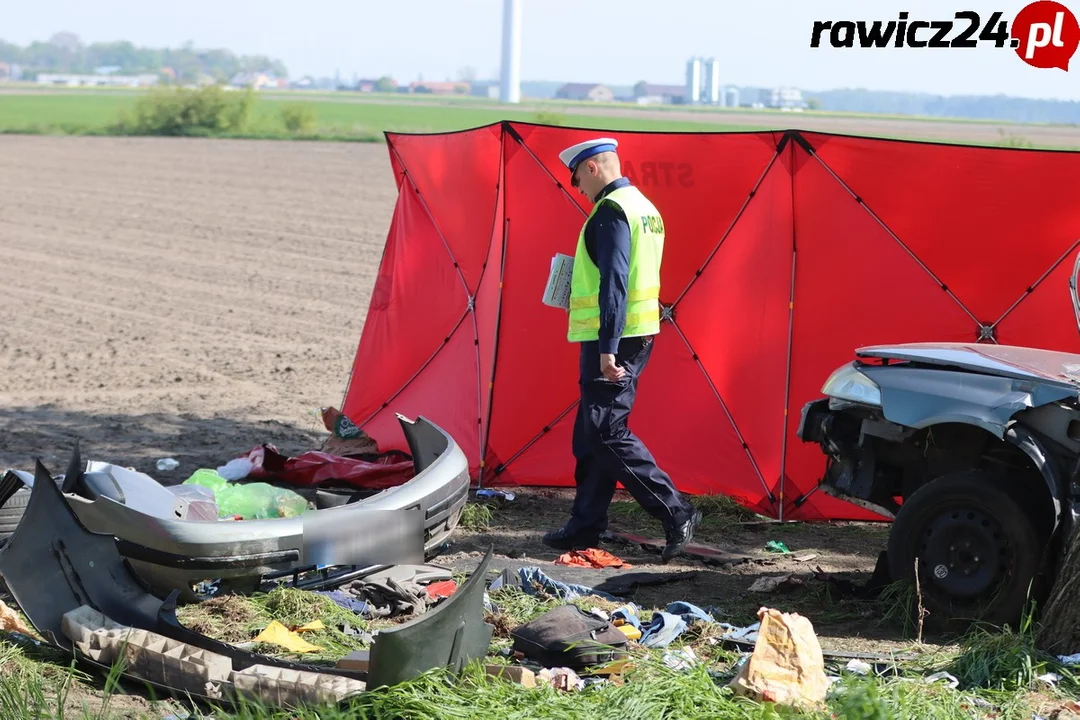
[
  {"x1": 488, "y1": 566, "x2": 622, "y2": 603},
  {"x1": 666, "y1": 601, "x2": 718, "y2": 626},
  {"x1": 640, "y1": 611, "x2": 688, "y2": 648},
  {"x1": 315, "y1": 590, "x2": 372, "y2": 616},
  {"x1": 584, "y1": 177, "x2": 632, "y2": 355}
]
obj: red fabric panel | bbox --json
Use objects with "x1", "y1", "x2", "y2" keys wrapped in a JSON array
[
  {"x1": 341, "y1": 176, "x2": 468, "y2": 431},
  {"x1": 483, "y1": 133, "x2": 583, "y2": 473},
  {"x1": 803, "y1": 133, "x2": 1080, "y2": 325},
  {"x1": 631, "y1": 328, "x2": 774, "y2": 513},
  {"x1": 508, "y1": 124, "x2": 783, "y2": 302},
  {"x1": 476, "y1": 158, "x2": 506, "y2": 479},
  {"x1": 388, "y1": 127, "x2": 503, "y2": 293},
  {"x1": 783, "y1": 146, "x2": 978, "y2": 521},
  {"x1": 353, "y1": 321, "x2": 482, "y2": 477},
  {"x1": 995, "y1": 250, "x2": 1080, "y2": 353},
  {"x1": 675, "y1": 147, "x2": 794, "y2": 503},
  {"x1": 345, "y1": 126, "x2": 1080, "y2": 522},
  {"x1": 486, "y1": 401, "x2": 576, "y2": 488}
]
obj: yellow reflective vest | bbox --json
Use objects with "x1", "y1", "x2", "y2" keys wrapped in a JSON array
[{"x1": 567, "y1": 184, "x2": 663, "y2": 343}]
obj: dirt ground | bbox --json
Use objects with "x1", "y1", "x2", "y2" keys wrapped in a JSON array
[
  {"x1": 0, "y1": 134, "x2": 951, "y2": 714},
  {"x1": 0, "y1": 134, "x2": 394, "y2": 476}
]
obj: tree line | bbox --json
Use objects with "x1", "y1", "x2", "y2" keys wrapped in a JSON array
[{"x1": 0, "y1": 32, "x2": 288, "y2": 83}]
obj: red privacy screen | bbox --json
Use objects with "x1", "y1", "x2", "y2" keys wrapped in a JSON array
[{"x1": 341, "y1": 122, "x2": 1080, "y2": 521}]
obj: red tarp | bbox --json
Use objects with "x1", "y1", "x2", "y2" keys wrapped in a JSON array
[{"x1": 341, "y1": 123, "x2": 1080, "y2": 521}]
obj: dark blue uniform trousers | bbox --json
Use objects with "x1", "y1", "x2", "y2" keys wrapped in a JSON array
[{"x1": 564, "y1": 335, "x2": 694, "y2": 538}]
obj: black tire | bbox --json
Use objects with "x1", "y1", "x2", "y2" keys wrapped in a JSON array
[
  {"x1": 0, "y1": 487, "x2": 30, "y2": 540},
  {"x1": 887, "y1": 469, "x2": 1045, "y2": 630}
]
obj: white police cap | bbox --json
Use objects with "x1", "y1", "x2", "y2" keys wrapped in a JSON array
[{"x1": 558, "y1": 137, "x2": 619, "y2": 173}]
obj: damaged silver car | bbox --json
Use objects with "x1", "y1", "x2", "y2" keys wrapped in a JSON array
[
  {"x1": 797, "y1": 342, "x2": 1080, "y2": 628},
  {"x1": 0, "y1": 414, "x2": 469, "y2": 601}
]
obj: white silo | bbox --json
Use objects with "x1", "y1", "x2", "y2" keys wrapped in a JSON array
[
  {"x1": 685, "y1": 58, "x2": 702, "y2": 104},
  {"x1": 703, "y1": 58, "x2": 720, "y2": 104},
  {"x1": 500, "y1": 0, "x2": 522, "y2": 103},
  {"x1": 725, "y1": 86, "x2": 740, "y2": 108}
]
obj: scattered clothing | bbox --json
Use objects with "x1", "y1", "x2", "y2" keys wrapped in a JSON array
[
  {"x1": 640, "y1": 611, "x2": 688, "y2": 648},
  {"x1": 488, "y1": 566, "x2": 622, "y2": 602},
  {"x1": 555, "y1": 548, "x2": 632, "y2": 569},
  {"x1": 666, "y1": 601, "x2": 718, "y2": 626},
  {"x1": 328, "y1": 564, "x2": 454, "y2": 619},
  {"x1": 315, "y1": 589, "x2": 372, "y2": 616}
]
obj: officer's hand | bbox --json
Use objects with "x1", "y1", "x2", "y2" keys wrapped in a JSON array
[{"x1": 600, "y1": 353, "x2": 626, "y2": 381}]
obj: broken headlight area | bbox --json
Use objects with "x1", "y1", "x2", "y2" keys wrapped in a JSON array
[{"x1": 820, "y1": 362, "x2": 882, "y2": 408}]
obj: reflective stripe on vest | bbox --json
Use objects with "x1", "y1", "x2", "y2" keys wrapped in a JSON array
[{"x1": 567, "y1": 184, "x2": 664, "y2": 343}]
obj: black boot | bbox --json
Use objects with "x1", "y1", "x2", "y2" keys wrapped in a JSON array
[
  {"x1": 542, "y1": 526, "x2": 600, "y2": 551},
  {"x1": 661, "y1": 510, "x2": 701, "y2": 562}
]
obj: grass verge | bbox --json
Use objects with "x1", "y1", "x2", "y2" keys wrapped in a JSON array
[
  {"x1": 3, "y1": 577, "x2": 1080, "y2": 718},
  {"x1": 0, "y1": 86, "x2": 1076, "y2": 149}
]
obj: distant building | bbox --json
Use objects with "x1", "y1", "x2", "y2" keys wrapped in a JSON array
[
  {"x1": 762, "y1": 87, "x2": 806, "y2": 110},
  {"x1": 470, "y1": 80, "x2": 500, "y2": 99},
  {"x1": 634, "y1": 83, "x2": 685, "y2": 105},
  {"x1": 352, "y1": 77, "x2": 397, "y2": 92},
  {"x1": 36, "y1": 73, "x2": 158, "y2": 87},
  {"x1": 724, "y1": 86, "x2": 740, "y2": 108},
  {"x1": 554, "y1": 83, "x2": 614, "y2": 102},
  {"x1": 685, "y1": 57, "x2": 721, "y2": 104},
  {"x1": 409, "y1": 81, "x2": 469, "y2": 95},
  {"x1": 229, "y1": 72, "x2": 287, "y2": 90},
  {"x1": 685, "y1": 59, "x2": 701, "y2": 104}
]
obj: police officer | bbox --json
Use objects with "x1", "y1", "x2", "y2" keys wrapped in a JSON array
[{"x1": 542, "y1": 137, "x2": 701, "y2": 563}]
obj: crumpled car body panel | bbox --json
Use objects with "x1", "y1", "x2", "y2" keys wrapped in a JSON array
[{"x1": 3, "y1": 414, "x2": 469, "y2": 599}]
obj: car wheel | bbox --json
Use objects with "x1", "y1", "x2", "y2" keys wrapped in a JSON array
[{"x1": 886, "y1": 469, "x2": 1044, "y2": 629}]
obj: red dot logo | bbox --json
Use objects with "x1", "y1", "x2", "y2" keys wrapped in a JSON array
[{"x1": 1011, "y1": 0, "x2": 1080, "y2": 70}]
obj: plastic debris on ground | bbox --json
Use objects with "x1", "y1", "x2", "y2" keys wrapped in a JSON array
[
  {"x1": 728, "y1": 607, "x2": 828, "y2": 711},
  {"x1": 425, "y1": 580, "x2": 457, "y2": 600},
  {"x1": 254, "y1": 620, "x2": 322, "y2": 653},
  {"x1": 156, "y1": 458, "x2": 179, "y2": 472},
  {"x1": 764, "y1": 540, "x2": 791, "y2": 554},
  {"x1": 662, "y1": 647, "x2": 700, "y2": 671},
  {"x1": 183, "y1": 469, "x2": 308, "y2": 520},
  {"x1": 476, "y1": 488, "x2": 515, "y2": 502},
  {"x1": 748, "y1": 574, "x2": 805, "y2": 593},
  {"x1": 845, "y1": 659, "x2": 873, "y2": 676},
  {"x1": 0, "y1": 599, "x2": 33, "y2": 634},
  {"x1": 555, "y1": 548, "x2": 632, "y2": 569},
  {"x1": 537, "y1": 667, "x2": 585, "y2": 692},
  {"x1": 166, "y1": 484, "x2": 220, "y2": 522},
  {"x1": 319, "y1": 406, "x2": 380, "y2": 457}
]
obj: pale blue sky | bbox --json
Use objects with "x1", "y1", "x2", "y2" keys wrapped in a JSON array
[{"x1": 6, "y1": 0, "x2": 1079, "y2": 100}]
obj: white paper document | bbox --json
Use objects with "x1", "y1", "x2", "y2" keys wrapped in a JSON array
[{"x1": 542, "y1": 253, "x2": 575, "y2": 309}]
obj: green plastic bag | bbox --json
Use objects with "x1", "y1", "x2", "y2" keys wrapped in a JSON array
[{"x1": 183, "y1": 469, "x2": 309, "y2": 520}]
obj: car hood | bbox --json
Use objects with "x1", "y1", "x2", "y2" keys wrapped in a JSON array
[{"x1": 855, "y1": 342, "x2": 1080, "y2": 389}]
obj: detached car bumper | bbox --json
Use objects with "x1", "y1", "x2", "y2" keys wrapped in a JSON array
[{"x1": 1, "y1": 414, "x2": 469, "y2": 598}]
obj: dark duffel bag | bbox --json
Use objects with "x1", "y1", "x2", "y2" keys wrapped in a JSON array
[{"x1": 510, "y1": 604, "x2": 630, "y2": 669}]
